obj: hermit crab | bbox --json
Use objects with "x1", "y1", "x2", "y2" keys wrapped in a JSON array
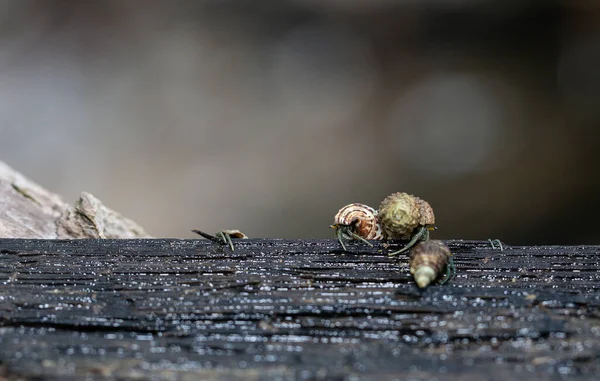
[
  {"x1": 377, "y1": 192, "x2": 436, "y2": 256},
  {"x1": 409, "y1": 240, "x2": 455, "y2": 288},
  {"x1": 192, "y1": 229, "x2": 248, "y2": 251},
  {"x1": 330, "y1": 203, "x2": 384, "y2": 251}
]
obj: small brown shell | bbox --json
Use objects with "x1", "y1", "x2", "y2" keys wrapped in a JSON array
[
  {"x1": 378, "y1": 192, "x2": 435, "y2": 240},
  {"x1": 221, "y1": 229, "x2": 248, "y2": 239},
  {"x1": 333, "y1": 203, "x2": 383, "y2": 240},
  {"x1": 409, "y1": 240, "x2": 451, "y2": 288}
]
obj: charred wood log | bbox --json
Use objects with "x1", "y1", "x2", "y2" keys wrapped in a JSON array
[{"x1": 0, "y1": 238, "x2": 598, "y2": 380}]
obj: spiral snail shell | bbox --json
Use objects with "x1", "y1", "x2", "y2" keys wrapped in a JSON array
[
  {"x1": 333, "y1": 203, "x2": 383, "y2": 240},
  {"x1": 331, "y1": 203, "x2": 383, "y2": 251},
  {"x1": 409, "y1": 240, "x2": 453, "y2": 288},
  {"x1": 378, "y1": 192, "x2": 434, "y2": 239},
  {"x1": 377, "y1": 192, "x2": 435, "y2": 255}
]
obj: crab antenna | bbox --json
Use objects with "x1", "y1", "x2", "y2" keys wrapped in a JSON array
[{"x1": 336, "y1": 227, "x2": 348, "y2": 252}]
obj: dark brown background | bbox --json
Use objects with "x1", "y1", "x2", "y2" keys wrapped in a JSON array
[{"x1": 1, "y1": 1, "x2": 598, "y2": 244}]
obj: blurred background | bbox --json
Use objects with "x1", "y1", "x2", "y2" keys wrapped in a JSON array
[{"x1": 1, "y1": 0, "x2": 598, "y2": 245}]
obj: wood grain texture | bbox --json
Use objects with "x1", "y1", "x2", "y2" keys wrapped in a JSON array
[{"x1": 0, "y1": 238, "x2": 598, "y2": 380}]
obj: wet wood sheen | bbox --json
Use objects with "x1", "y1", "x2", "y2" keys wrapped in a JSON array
[{"x1": 0, "y1": 239, "x2": 598, "y2": 380}]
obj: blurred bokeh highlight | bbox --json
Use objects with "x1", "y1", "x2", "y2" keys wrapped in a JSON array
[{"x1": 1, "y1": 0, "x2": 598, "y2": 244}]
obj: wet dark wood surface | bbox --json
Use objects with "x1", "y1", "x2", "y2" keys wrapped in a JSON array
[{"x1": 0, "y1": 238, "x2": 598, "y2": 380}]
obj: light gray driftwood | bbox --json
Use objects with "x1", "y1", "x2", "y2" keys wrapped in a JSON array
[{"x1": 0, "y1": 161, "x2": 151, "y2": 239}]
